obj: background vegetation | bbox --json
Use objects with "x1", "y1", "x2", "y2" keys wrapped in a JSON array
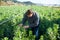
[{"x1": 0, "y1": 5, "x2": 60, "y2": 40}]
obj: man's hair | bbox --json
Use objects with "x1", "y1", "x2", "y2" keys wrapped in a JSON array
[{"x1": 26, "y1": 9, "x2": 33, "y2": 15}]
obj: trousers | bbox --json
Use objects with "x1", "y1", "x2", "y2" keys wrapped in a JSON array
[{"x1": 26, "y1": 25, "x2": 39, "y2": 40}]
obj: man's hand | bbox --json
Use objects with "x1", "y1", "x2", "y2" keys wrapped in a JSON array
[
  {"x1": 18, "y1": 24, "x2": 29, "y2": 29},
  {"x1": 18, "y1": 24, "x2": 23, "y2": 27},
  {"x1": 24, "y1": 26, "x2": 29, "y2": 29}
]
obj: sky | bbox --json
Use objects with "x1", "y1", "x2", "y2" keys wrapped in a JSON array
[{"x1": 17, "y1": 0, "x2": 60, "y2": 4}]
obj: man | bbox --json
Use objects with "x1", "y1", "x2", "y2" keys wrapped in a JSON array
[{"x1": 19, "y1": 9, "x2": 40, "y2": 40}]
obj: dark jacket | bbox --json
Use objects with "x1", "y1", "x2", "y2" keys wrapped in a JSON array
[{"x1": 22, "y1": 12, "x2": 40, "y2": 28}]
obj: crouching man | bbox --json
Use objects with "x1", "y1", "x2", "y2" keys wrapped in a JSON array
[{"x1": 19, "y1": 9, "x2": 40, "y2": 40}]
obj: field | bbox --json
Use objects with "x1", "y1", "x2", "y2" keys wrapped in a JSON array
[{"x1": 0, "y1": 5, "x2": 60, "y2": 40}]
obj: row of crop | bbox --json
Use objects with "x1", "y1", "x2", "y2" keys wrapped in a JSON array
[{"x1": 0, "y1": 6, "x2": 60, "y2": 40}]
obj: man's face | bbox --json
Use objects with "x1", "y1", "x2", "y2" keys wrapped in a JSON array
[{"x1": 27, "y1": 13, "x2": 33, "y2": 17}]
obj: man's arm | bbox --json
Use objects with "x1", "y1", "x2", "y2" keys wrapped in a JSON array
[
  {"x1": 22, "y1": 14, "x2": 27, "y2": 26},
  {"x1": 29, "y1": 13, "x2": 40, "y2": 28},
  {"x1": 18, "y1": 14, "x2": 27, "y2": 27}
]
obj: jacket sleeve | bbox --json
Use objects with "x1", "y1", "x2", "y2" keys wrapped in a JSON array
[
  {"x1": 29, "y1": 13, "x2": 40, "y2": 28},
  {"x1": 22, "y1": 14, "x2": 27, "y2": 26}
]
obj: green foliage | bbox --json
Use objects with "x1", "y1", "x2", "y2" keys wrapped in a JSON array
[{"x1": 0, "y1": 5, "x2": 60, "y2": 40}]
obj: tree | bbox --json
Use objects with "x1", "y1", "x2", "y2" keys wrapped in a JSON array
[
  {"x1": 0, "y1": 0, "x2": 17, "y2": 2},
  {"x1": 0, "y1": 0, "x2": 1, "y2": 5},
  {"x1": 1, "y1": 0, "x2": 17, "y2": 2},
  {"x1": 12, "y1": 0, "x2": 17, "y2": 3}
]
